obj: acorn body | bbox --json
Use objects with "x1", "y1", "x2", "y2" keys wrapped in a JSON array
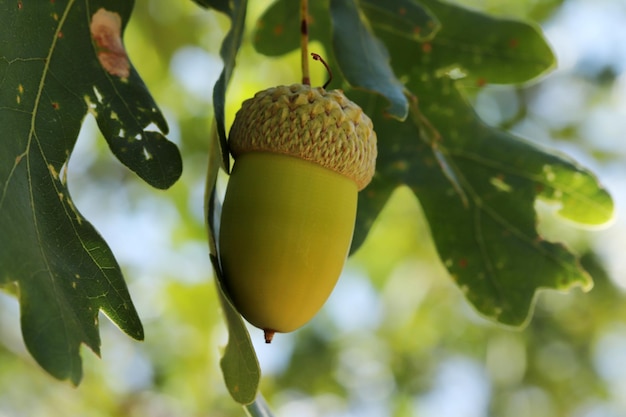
[
  {"x1": 220, "y1": 153, "x2": 357, "y2": 334},
  {"x1": 218, "y1": 84, "x2": 376, "y2": 342}
]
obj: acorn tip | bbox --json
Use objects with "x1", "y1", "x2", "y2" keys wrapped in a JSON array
[{"x1": 264, "y1": 329, "x2": 276, "y2": 344}]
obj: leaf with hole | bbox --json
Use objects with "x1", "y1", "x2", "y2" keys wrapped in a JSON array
[{"x1": 0, "y1": 1, "x2": 181, "y2": 384}]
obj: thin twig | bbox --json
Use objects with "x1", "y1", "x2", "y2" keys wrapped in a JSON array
[
  {"x1": 311, "y1": 53, "x2": 332, "y2": 89},
  {"x1": 300, "y1": 0, "x2": 310, "y2": 85}
]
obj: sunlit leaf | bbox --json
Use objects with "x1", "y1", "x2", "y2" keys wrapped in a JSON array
[
  {"x1": 346, "y1": 0, "x2": 612, "y2": 325},
  {"x1": 0, "y1": 1, "x2": 182, "y2": 383},
  {"x1": 351, "y1": 70, "x2": 612, "y2": 325}
]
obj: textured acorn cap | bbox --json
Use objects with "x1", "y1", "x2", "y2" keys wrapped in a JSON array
[{"x1": 228, "y1": 84, "x2": 377, "y2": 190}]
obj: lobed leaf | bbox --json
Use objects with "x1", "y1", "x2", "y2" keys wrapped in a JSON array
[
  {"x1": 345, "y1": 0, "x2": 611, "y2": 324},
  {"x1": 249, "y1": 0, "x2": 605, "y2": 326},
  {"x1": 0, "y1": 0, "x2": 182, "y2": 383},
  {"x1": 350, "y1": 70, "x2": 612, "y2": 325}
]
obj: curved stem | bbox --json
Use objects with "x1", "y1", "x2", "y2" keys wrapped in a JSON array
[
  {"x1": 300, "y1": 0, "x2": 310, "y2": 85},
  {"x1": 244, "y1": 394, "x2": 275, "y2": 417},
  {"x1": 311, "y1": 53, "x2": 332, "y2": 89}
]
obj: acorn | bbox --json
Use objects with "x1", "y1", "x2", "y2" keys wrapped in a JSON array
[{"x1": 219, "y1": 83, "x2": 377, "y2": 343}]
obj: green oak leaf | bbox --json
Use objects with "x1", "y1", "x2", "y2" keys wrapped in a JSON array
[
  {"x1": 0, "y1": 1, "x2": 182, "y2": 384},
  {"x1": 211, "y1": 256, "x2": 260, "y2": 405},
  {"x1": 403, "y1": 0, "x2": 556, "y2": 84},
  {"x1": 348, "y1": 0, "x2": 611, "y2": 325},
  {"x1": 329, "y1": 0, "x2": 408, "y2": 119},
  {"x1": 253, "y1": 0, "x2": 331, "y2": 57},
  {"x1": 360, "y1": 0, "x2": 440, "y2": 42},
  {"x1": 351, "y1": 0, "x2": 572, "y2": 255},
  {"x1": 350, "y1": 73, "x2": 612, "y2": 325}
]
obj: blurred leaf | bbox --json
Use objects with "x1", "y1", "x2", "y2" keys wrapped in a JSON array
[
  {"x1": 211, "y1": 0, "x2": 248, "y2": 173},
  {"x1": 191, "y1": 0, "x2": 231, "y2": 14},
  {"x1": 360, "y1": 0, "x2": 440, "y2": 42},
  {"x1": 330, "y1": 0, "x2": 408, "y2": 119},
  {"x1": 0, "y1": 1, "x2": 186, "y2": 383},
  {"x1": 253, "y1": 0, "x2": 331, "y2": 57},
  {"x1": 405, "y1": 0, "x2": 556, "y2": 84}
]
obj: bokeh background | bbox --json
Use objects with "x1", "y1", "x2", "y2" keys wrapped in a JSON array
[{"x1": 2, "y1": 0, "x2": 626, "y2": 416}]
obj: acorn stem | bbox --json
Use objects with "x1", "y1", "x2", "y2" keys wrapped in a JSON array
[
  {"x1": 311, "y1": 53, "x2": 332, "y2": 89},
  {"x1": 300, "y1": 0, "x2": 310, "y2": 85}
]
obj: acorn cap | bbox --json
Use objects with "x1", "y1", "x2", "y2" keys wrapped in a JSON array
[{"x1": 228, "y1": 84, "x2": 377, "y2": 190}]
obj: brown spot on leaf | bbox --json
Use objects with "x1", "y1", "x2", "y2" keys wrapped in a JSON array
[
  {"x1": 422, "y1": 42, "x2": 432, "y2": 53},
  {"x1": 52, "y1": 102, "x2": 59, "y2": 109},
  {"x1": 57, "y1": 31, "x2": 63, "y2": 39},
  {"x1": 399, "y1": 7, "x2": 406, "y2": 15},
  {"x1": 17, "y1": 1, "x2": 22, "y2": 9},
  {"x1": 509, "y1": 38, "x2": 519, "y2": 49},
  {"x1": 476, "y1": 77, "x2": 487, "y2": 87},
  {"x1": 273, "y1": 24, "x2": 283, "y2": 36},
  {"x1": 458, "y1": 258, "x2": 468, "y2": 268},
  {"x1": 90, "y1": 8, "x2": 130, "y2": 78},
  {"x1": 393, "y1": 160, "x2": 408, "y2": 172}
]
